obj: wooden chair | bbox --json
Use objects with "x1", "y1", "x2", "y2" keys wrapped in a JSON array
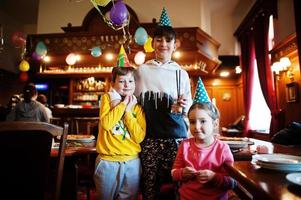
[
  {"x1": 74, "y1": 117, "x2": 99, "y2": 199},
  {"x1": 0, "y1": 121, "x2": 69, "y2": 200},
  {"x1": 50, "y1": 117, "x2": 74, "y2": 134},
  {"x1": 50, "y1": 117, "x2": 63, "y2": 126},
  {"x1": 74, "y1": 117, "x2": 99, "y2": 135},
  {"x1": 87, "y1": 120, "x2": 99, "y2": 139}
]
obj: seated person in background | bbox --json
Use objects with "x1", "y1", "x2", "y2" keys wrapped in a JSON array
[
  {"x1": 6, "y1": 83, "x2": 49, "y2": 123},
  {"x1": 94, "y1": 67, "x2": 146, "y2": 200},
  {"x1": 7, "y1": 94, "x2": 22, "y2": 112},
  {"x1": 172, "y1": 102, "x2": 237, "y2": 200},
  {"x1": 37, "y1": 94, "x2": 53, "y2": 119},
  {"x1": 271, "y1": 121, "x2": 301, "y2": 145}
]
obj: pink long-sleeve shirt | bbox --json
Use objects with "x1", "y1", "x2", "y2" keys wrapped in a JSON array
[{"x1": 172, "y1": 138, "x2": 235, "y2": 200}]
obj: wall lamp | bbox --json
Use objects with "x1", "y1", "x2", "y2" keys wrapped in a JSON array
[{"x1": 271, "y1": 57, "x2": 291, "y2": 75}]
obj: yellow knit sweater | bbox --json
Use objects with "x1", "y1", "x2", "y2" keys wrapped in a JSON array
[{"x1": 96, "y1": 93, "x2": 146, "y2": 162}]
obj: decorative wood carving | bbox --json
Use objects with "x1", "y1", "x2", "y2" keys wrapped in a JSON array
[
  {"x1": 26, "y1": 5, "x2": 221, "y2": 77},
  {"x1": 270, "y1": 33, "x2": 297, "y2": 62}
]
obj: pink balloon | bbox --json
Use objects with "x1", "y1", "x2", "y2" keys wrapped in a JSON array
[
  {"x1": 110, "y1": 0, "x2": 128, "y2": 26},
  {"x1": 11, "y1": 31, "x2": 26, "y2": 47}
]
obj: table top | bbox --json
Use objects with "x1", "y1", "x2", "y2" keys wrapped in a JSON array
[
  {"x1": 225, "y1": 138, "x2": 301, "y2": 200},
  {"x1": 225, "y1": 161, "x2": 301, "y2": 200},
  {"x1": 51, "y1": 141, "x2": 96, "y2": 157}
]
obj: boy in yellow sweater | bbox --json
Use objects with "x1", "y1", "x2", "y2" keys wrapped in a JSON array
[{"x1": 94, "y1": 67, "x2": 146, "y2": 200}]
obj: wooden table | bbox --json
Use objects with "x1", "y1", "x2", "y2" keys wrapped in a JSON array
[
  {"x1": 51, "y1": 141, "x2": 97, "y2": 200},
  {"x1": 226, "y1": 138, "x2": 301, "y2": 200},
  {"x1": 51, "y1": 140, "x2": 97, "y2": 157}
]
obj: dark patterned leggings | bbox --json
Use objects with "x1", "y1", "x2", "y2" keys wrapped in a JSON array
[{"x1": 140, "y1": 138, "x2": 184, "y2": 200}]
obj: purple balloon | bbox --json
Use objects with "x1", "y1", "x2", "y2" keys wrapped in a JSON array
[
  {"x1": 32, "y1": 51, "x2": 42, "y2": 61},
  {"x1": 110, "y1": 0, "x2": 128, "y2": 26}
]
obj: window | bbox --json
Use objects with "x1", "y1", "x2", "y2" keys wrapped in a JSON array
[
  {"x1": 248, "y1": 15, "x2": 274, "y2": 133},
  {"x1": 249, "y1": 59, "x2": 271, "y2": 133}
]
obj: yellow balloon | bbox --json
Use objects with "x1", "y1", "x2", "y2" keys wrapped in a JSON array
[
  {"x1": 144, "y1": 36, "x2": 154, "y2": 53},
  {"x1": 19, "y1": 60, "x2": 30, "y2": 72},
  {"x1": 93, "y1": 0, "x2": 111, "y2": 7}
]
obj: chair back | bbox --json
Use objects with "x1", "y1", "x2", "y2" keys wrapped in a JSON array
[
  {"x1": 74, "y1": 117, "x2": 99, "y2": 135},
  {"x1": 0, "y1": 121, "x2": 68, "y2": 200}
]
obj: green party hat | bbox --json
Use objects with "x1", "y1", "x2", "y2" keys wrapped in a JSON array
[
  {"x1": 193, "y1": 77, "x2": 211, "y2": 103},
  {"x1": 117, "y1": 45, "x2": 130, "y2": 67},
  {"x1": 159, "y1": 7, "x2": 172, "y2": 26}
]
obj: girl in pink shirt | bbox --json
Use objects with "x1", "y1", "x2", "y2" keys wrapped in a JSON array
[{"x1": 172, "y1": 102, "x2": 237, "y2": 200}]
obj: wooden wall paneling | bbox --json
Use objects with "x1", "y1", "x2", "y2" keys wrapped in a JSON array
[
  {"x1": 270, "y1": 33, "x2": 301, "y2": 126},
  {"x1": 203, "y1": 77, "x2": 244, "y2": 129},
  {"x1": 214, "y1": 87, "x2": 238, "y2": 128},
  {"x1": 231, "y1": 77, "x2": 245, "y2": 119},
  {"x1": 69, "y1": 79, "x2": 74, "y2": 105},
  {"x1": 283, "y1": 56, "x2": 300, "y2": 124},
  {"x1": 236, "y1": 82, "x2": 245, "y2": 117},
  {"x1": 206, "y1": 87, "x2": 213, "y2": 102}
]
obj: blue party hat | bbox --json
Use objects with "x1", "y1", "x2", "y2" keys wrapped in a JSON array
[
  {"x1": 159, "y1": 7, "x2": 172, "y2": 26},
  {"x1": 193, "y1": 77, "x2": 211, "y2": 103}
]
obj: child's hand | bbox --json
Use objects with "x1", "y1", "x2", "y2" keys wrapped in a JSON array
[
  {"x1": 182, "y1": 167, "x2": 197, "y2": 180},
  {"x1": 123, "y1": 95, "x2": 130, "y2": 105},
  {"x1": 171, "y1": 95, "x2": 188, "y2": 114},
  {"x1": 177, "y1": 94, "x2": 188, "y2": 108},
  {"x1": 195, "y1": 169, "x2": 215, "y2": 184},
  {"x1": 125, "y1": 95, "x2": 137, "y2": 112}
]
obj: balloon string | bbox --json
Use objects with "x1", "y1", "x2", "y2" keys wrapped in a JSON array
[
  {"x1": 122, "y1": 28, "x2": 126, "y2": 39},
  {"x1": 90, "y1": 0, "x2": 130, "y2": 31}
]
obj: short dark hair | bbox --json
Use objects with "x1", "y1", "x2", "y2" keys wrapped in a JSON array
[
  {"x1": 23, "y1": 83, "x2": 37, "y2": 103},
  {"x1": 37, "y1": 94, "x2": 47, "y2": 105},
  {"x1": 111, "y1": 67, "x2": 136, "y2": 82},
  {"x1": 153, "y1": 25, "x2": 176, "y2": 42}
]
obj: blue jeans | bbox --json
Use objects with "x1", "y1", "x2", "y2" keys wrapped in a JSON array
[{"x1": 94, "y1": 156, "x2": 141, "y2": 200}]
